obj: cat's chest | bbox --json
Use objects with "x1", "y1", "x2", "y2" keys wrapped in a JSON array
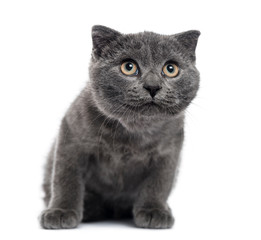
[
  {"x1": 89, "y1": 144, "x2": 153, "y2": 192},
  {"x1": 101, "y1": 145, "x2": 150, "y2": 171}
]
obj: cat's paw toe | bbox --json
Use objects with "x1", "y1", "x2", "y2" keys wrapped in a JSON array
[
  {"x1": 134, "y1": 208, "x2": 174, "y2": 229},
  {"x1": 40, "y1": 208, "x2": 80, "y2": 229}
]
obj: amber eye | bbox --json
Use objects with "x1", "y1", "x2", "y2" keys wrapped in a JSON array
[
  {"x1": 120, "y1": 61, "x2": 138, "y2": 76},
  {"x1": 162, "y1": 63, "x2": 179, "y2": 78}
]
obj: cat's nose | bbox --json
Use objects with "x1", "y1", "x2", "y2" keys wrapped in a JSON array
[{"x1": 143, "y1": 84, "x2": 162, "y2": 98}]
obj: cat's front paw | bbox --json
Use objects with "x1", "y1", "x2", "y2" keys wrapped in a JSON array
[
  {"x1": 133, "y1": 207, "x2": 174, "y2": 229},
  {"x1": 40, "y1": 208, "x2": 80, "y2": 229}
]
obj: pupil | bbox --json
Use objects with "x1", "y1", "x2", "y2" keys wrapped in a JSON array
[
  {"x1": 125, "y1": 63, "x2": 133, "y2": 71},
  {"x1": 167, "y1": 65, "x2": 174, "y2": 73}
]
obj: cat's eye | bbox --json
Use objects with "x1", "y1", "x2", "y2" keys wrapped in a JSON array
[
  {"x1": 162, "y1": 63, "x2": 179, "y2": 78},
  {"x1": 121, "y1": 61, "x2": 138, "y2": 76}
]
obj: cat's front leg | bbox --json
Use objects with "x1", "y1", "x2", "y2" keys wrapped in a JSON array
[
  {"x1": 133, "y1": 156, "x2": 178, "y2": 229},
  {"x1": 40, "y1": 131, "x2": 85, "y2": 229}
]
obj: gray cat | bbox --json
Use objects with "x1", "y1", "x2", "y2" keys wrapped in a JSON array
[{"x1": 39, "y1": 25, "x2": 200, "y2": 229}]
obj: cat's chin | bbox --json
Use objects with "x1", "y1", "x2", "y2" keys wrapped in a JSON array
[
  {"x1": 118, "y1": 109, "x2": 184, "y2": 133},
  {"x1": 91, "y1": 95, "x2": 182, "y2": 133},
  {"x1": 115, "y1": 102, "x2": 184, "y2": 133}
]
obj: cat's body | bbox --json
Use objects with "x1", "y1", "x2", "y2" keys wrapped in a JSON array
[{"x1": 40, "y1": 26, "x2": 200, "y2": 229}]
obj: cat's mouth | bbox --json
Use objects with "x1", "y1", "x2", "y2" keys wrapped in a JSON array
[
  {"x1": 122, "y1": 98, "x2": 181, "y2": 117},
  {"x1": 142, "y1": 101, "x2": 159, "y2": 107},
  {"x1": 125, "y1": 100, "x2": 163, "y2": 114}
]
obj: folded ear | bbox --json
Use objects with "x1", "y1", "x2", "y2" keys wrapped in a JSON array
[
  {"x1": 174, "y1": 30, "x2": 200, "y2": 62},
  {"x1": 92, "y1": 25, "x2": 122, "y2": 58}
]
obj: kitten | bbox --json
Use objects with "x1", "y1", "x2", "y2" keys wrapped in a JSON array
[{"x1": 40, "y1": 25, "x2": 200, "y2": 229}]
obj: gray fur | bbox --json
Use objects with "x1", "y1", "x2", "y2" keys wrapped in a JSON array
[{"x1": 39, "y1": 25, "x2": 200, "y2": 229}]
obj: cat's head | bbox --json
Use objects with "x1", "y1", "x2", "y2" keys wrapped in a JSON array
[{"x1": 89, "y1": 25, "x2": 200, "y2": 126}]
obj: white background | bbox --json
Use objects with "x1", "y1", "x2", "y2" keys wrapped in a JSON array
[{"x1": 0, "y1": 0, "x2": 260, "y2": 239}]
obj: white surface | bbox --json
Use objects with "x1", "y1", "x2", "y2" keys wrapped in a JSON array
[{"x1": 0, "y1": 0, "x2": 260, "y2": 239}]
